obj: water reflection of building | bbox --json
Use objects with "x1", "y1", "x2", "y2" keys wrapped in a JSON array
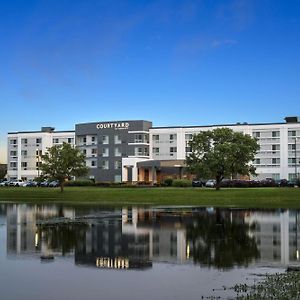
[
  {"x1": 122, "y1": 208, "x2": 188, "y2": 264},
  {"x1": 74, "y1": 215, "x2": 152, "y2": 269},
  {"x1": 6, "y1": 204, "x2": 75, "y2": 257},
  {"x1": 4, "y1": 205, "x2": 300, "y2": 269},
  {"x1": 245, "y1": 210, "x2": 300, "y2": 266}
]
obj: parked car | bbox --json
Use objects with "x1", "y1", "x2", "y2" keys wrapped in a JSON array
[
  {"x1": 0, "y1": 180, "x2": 10, "y2": 186},
  {"x1": 49, "y1": 181, "x2": 59, "y2": 187},
  {"x1": 11, "y1": 180, "x2": 26, "y2": 187},
  {"x1": 205, "y1": 179, "x2": 216, "y2": 188},
  {"x1": 23, "y1": 181, "x2": 38, "y2": 187},
  {"x1": 39, "y1": 181, "x2": 50, "y2": 187},
  {"x1": 192, "y1": 179, "x2": 205, "y2": 187},
  {"x1": 220, "y1": 179, "x2": 232, "y2": 187},
  {"x1": 287, "y1": 179, "x2": 299, "y2": 187}
]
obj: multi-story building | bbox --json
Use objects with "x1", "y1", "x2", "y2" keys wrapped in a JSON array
[
  {"x1": 75, "y1": 120, "x2": 152, "y2": 182},
  {"x1": 7, "y1": 127, "x2": 75, "y2": 180},
  {"x1": 6, "y1": 117, "x2": 300, "y2": 182},
  {"x1": 134, "y1": 116, "x2": 300, "y2": 182}
]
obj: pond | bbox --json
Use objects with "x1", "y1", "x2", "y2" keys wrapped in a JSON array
[{"x1": 0, "y1": 204, "x2": 299, "y2": 299}]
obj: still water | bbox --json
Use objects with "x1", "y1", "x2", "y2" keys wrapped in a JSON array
[{"x1": 0, "y1": 204, "x2": 299, "y2": 300}]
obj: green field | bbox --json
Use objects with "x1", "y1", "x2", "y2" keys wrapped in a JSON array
[{"x1": 0, "y1": 186, "x2": 300, "y2": 208}]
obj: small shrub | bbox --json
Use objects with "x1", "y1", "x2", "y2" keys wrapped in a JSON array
[
  {"x1": 172, "y1": 179, "x2": 192, "y2": 187},
  {"x1": 164, "y1": 178, "x2": 173, "y2": 187},
  {"x1": 65, "y1": 180, "x2": 95, "y2": 187}
]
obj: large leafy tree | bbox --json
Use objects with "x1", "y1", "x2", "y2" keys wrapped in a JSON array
[
  {"x1": 40, "y1": 143, "x2": 88, "y2": 192},
  {"x1": 186, "y1": 128, "x2": 259, "y2": 190}
]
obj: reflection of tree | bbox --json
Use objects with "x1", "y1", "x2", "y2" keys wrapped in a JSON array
[
  {"x1": 187, "y1": 209, "x2": 259, "y2": 270},
  {"x1": 38, "y1": 224, "x2": 88, "y2": 255}
]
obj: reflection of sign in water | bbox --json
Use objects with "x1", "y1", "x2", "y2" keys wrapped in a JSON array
[
  {"x1": 96, "y1": 257, "x2": 129, "y2": 269},
  {"x1": 96, "y1": 122, "x2": 129, "y2": 130}
]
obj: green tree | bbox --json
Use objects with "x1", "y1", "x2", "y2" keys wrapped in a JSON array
[
  {"x1": 186, "y1": 128, "x2": 259, "y2": 190},
  {"x1": 0, "y1": 164, "x2": 7, "y2": 180},
  {"x1": 40, "y1": 143, "x2": 88, "y2": 192}
]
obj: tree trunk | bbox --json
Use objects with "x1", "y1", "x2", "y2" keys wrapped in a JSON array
[
  {"x1": 60, "y1": 181, "x2": 64, "y2": 192},
  {"x1": 215, "y1": 175, "x2": 223, "y2": 190}
]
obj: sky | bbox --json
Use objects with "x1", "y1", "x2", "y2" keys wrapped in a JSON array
[{"x1": 1, "y1": 0, "x2": 300, "y2": 163}]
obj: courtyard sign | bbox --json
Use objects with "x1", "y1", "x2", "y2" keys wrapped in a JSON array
[{"x1": 96, "y1": 122, "x2": 129, "y2": 130}]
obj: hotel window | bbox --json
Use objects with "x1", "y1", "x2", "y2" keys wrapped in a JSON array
[
  {"x1": 21, "y1": 138, "x2": 27, "y2": 144},
  {"x1": 102, "y1": 160, "x2": 109, "y2": 170},
  {"x1": 91, "y1": 136, "x2": 96, "y2": 142},
  {"x1": 36, "y1": 138, "x2": 42, "y2": 144},
  {"x1": 272, "y1": 131, "x2": 280, "y2": 137},
  {"x1": 272, "y1": 145, "x2": 280, "y2": 151},
  {"x1": 170, "y1": 147, "x2": 177, "y2": 155},
  {"x1": 91, "y1": 160, "x2": 97, "y2": 167},
  {"x1": 10, "y1": 151, "x2": 17, "y2": 156},
  {"x1": 185, "y1": 146, "x2": 192, "y2": 153},
  {"x1": 21, "y1": 150, "x2": 27, "y2": 156},
  {"x1": 10, "y1": 139, "x2": 17, "y2": 145},
  {"x1": 288, "y1": 144, "x2": 296, "y2": 150},
  {"x1": 36, "y1": 150, "x2": 42, "y2": 156},
  {"x1": 21, "y1": 162, "x2": 27, "y2": 168},
  {"x1": 185, "y1": 134, "x2": 193, "y2": 140},
  {"x1": 272, "y1": 158, "x2": 280, "y2": 165},
  {"x1": 253, "y1": 132, "x2": 260, "y2": 138},
  {"x1": 102, "y1": 135, "x2": 109, "y2": 144},
  {"x1": 135, "y1": 147, "x2": 143, "y2": 156},
  {"x1": 53, "y1": 138, "x2": 59, "y2": 143},
  {"x1": 83, "y1": 137, "x2": 87, "y2": 143},
  {"x1": 152, "y1": 135, "x2": 159, "y2": 142},
  {"x1": 10, "y1": 162, "x2": 17, "y2": 168},
  {"x1": 68, "y1": 138, "x2": 73, "y2": 144},
  {"x1": 114, "y1": 160, "x2": 122, "y2": 170},
  {"x1": 288, "y1": 130, "x2": 296, "y2": 137},
  {"x1": 254, "y1": 158, "x2": 260, "y2": 165},
  {"x1": 289, "y1": 158, "x2": 296, "y2": 165},
  {"x1": 114, "y1": 135, "x2": 122, "y2": 144},
  {"x1": 114, "y1": 147, "x2": 121, "y2": 157},
  {"x1": 36, "y1": 161, "x2": 41, "y2": 168},
  {"x1": 134, "y1": 134, "x2": 143, "y2": 143},
  {"x1": 102, "y1": 148, "x2": 109, "y2": 157},
  {"x1": 82, "y1": 149, "x2": 87, "y2": 155},
  {"x1": 91, "y1": 148, "x2": 97, "y2": 155},
  {"x1": 153, "y1": 147, "x2": 159, "y2": 155},
  {"x1": 170, "y1": 134, "x2": 176, "y2": 141},
  {"x1": 272, "y1": 173, "x2": 280, "y2": 180}
]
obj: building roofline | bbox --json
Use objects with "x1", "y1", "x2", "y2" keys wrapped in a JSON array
[
  {"x1": 150, "y1": 121, "x2": 296, "y2": 130},
  {"x1": 75, "y1": 120, "x2": 152, "y2": 126},
  {"x1": 8, "y1": 130, "x2": 75, "y2": 134}
]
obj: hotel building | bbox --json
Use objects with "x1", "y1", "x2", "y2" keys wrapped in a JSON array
[
  {"x1": 7, "y1": 127, "x2": 75, "y2": 181},
  {"x1": 6, "y1": 116, "x2": 300, "y2": 182}
]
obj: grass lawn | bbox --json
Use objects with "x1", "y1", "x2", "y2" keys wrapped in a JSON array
[{"x1": 0, "y1": 186, "x2": 300, "y2": 208}]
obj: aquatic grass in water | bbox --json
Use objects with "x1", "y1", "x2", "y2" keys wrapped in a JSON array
[{"x1": 233, "y1": 271, "x2": 300, "y2": 299}]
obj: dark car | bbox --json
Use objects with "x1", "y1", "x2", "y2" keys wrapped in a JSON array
[
  {"x1": 287, "y1": 179, "x2": 299, "y2": 187},
  {"x1": 192, "y1": 179, "x2": 205, "y2": 187},
  {"x1": 39, "y1": 181, "x2": 50, "y2": 187},
  {"x1": 26, "y1": 181, "x2": 38, "y2": 187},
  {"x1": 49, "y1": 181, "x2": 59, "y2": 187}
]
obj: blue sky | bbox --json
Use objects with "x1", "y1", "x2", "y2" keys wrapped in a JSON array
[{"x1": 1, "y1": 0, "x2": 300, "y2": 163}]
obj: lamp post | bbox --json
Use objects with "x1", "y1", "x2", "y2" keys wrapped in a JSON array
[
  {"x1": 295, "y1": 138, "x2": 298, "y2": 181},
  {"x1": 36, "y1": 149, "x2": 40, "y2": 178}
]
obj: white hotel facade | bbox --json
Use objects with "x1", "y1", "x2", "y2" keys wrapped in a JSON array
[
  {"x1": 7, "y1": 127, "x2": 75, "y2": 181},
  {"x1": 7, "y1": 117, "x2": 300, "y2": 182}
]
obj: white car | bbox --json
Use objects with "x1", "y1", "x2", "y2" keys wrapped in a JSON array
[
  {"x1": 205, "y1": 179, "x2": 216, "y2": 188},
  {"x1": 11, "y1": 180, "x2": 26, "y2": 187}
]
